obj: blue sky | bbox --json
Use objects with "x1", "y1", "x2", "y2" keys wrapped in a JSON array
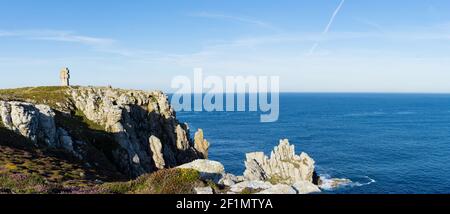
[{"x1": 1, "y1": 0, "x2": 450, "y2": 92}]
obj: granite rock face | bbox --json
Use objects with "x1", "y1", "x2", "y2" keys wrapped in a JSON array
[
  {"x1": 0, "y1": 101, "x2": 57, "y2": 147},
  {"x1": 0, "y1": 87, "x2": 208, "y2": 178},
  {"x1": 0, "y1": 101, "x2": 83, "y2": 158},
  {"x1": 69, "y1": 87, "x2": 204, "y2": 177}
]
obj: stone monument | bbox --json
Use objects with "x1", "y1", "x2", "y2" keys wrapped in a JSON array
[{"x1": 60, "y1": 67, "x2": 70, "y2": 86}]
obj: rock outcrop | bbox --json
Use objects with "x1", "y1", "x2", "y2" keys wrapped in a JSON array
[
  {"x1": 222, "y1": 140, "x2": 321, "y2": 194},
  {"x1": 193, "y1": 129, "x2": 209, "y2": 159},
  {"x1": 0, "y1": 101, "x2": 57, "y2": 147},
  {"x1": 176, "y1": 139, "x2": 323, "y2": 194},
  {"x1": 69, "y1": 87, "x2": 205, "y2": 177},
  {"x1": 244, "y1": 139, "x2": 318, "y2": 185},
  {"x1": 0, "y1": 100, "x2": 82, "y2": 156},
  {"x1": 0, "y1": 87, "x2": 208, "y2": 178}
]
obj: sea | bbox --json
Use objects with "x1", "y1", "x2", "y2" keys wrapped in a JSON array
[{"x1": 174, "y1": 93, "x2": 450, "y2": 194}]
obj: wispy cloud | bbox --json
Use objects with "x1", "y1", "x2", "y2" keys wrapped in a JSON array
[
  {"x1": 0, "y1": 30, "x2": 115, "y2": 46},
  {"x1": 309, "y1": 0, "x2": 346, "y2": 55},
  {"x1": 190, "y1": 12, "x2": 279, "y2": 31}
]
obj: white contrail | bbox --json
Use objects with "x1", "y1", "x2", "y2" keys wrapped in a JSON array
[{"x1": 308, "y1": 0, "x2": 346, "y2": 55}]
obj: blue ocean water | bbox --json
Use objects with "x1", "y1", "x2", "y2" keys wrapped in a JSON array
[{"x1": 175, "y1": 93, "x2": 450, "y2": 194}]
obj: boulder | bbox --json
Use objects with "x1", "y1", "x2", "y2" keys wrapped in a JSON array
[
  {"x1": 292, "y1": 181, "x2": 321, "y2": 194},
  {"x1": 219, "y1": 173, "x2": 243, "y2": 186},
  {"x1": 194, "y1": 187, "x2": 214, "y2": 194},
  {"x1": 177, "y1": 160, "x2": 225, "y2": 182},
  {"x1": 257, "y1": 184, "x2": 297, "y2": 194},
  {"x1": 229, "y1": 180, "x2": 273, "y2": 193}
]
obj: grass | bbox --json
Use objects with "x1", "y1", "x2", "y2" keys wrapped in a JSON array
[
  {"x1": 0, "y1": 125, "x2": 120, "y2": 188},
  {"x1": 0, "y1": 172, "x2": 52, "y2": 194},
  {"x1": 0, "y1": 141, "x2": 107, "y2": 194},
  {"x1": 0, "y1": 142, "x2": 215, "y2": 195},
  {"x1": 100, "y1": 168, "x2": 203, "y2": 194},
  {"x1": 0, "y1": 145, "x2": 92, "y2": 185},
  {"x1": 0, "y1": 86, "x2": 71, "y2": 110},
  {"x1": 0, "y1": 159, "x2": 208, "y2": 194}
]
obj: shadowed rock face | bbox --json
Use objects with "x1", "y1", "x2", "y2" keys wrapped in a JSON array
[{"x1": 0, "y1": 87, "x2": 208, "y2": 178}]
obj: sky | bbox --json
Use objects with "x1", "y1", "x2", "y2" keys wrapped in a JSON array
[{"x1": 1, "y1": 0, "x2": 450, "y2": 93}]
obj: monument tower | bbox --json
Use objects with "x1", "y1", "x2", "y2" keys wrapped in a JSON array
[{"x1": 60, "y1": 67, "x2": 70, "y2": 86}]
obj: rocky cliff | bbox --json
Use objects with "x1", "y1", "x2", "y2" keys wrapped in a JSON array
[
  {"x1": 0, "y1": 86, "x2": 347, "y2": 194},
  {"x1": 0, "y1": 86, "x2": 208, "y2": 178}
]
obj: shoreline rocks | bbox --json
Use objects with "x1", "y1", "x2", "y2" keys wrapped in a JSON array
[
  {"x1": 174, "y1": 139, "x2": 330, "y2": 194},
  {"x1": 181, "y1": 139, "x2": 354, "y2": 194}
]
